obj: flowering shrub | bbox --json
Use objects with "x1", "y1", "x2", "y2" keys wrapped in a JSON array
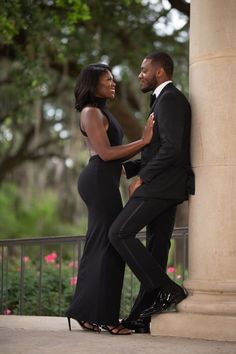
[
  {"x1": 2, "y1": 251, "x2": 185, "y2": 317},
  {"x1": 2, "y1": 251, "x2": 79, "y2": 316},
  {"x1": 167, "y1": 266, "x2": 175, "y2": 273},
  {"x1": 167, "y1": 265, "x2": 187, "y2": 285},
  {"x1": 70, "y1": 276, "x2": 77, "y2": 286},
  {"x1": 3, "y1": 308, "x2": 12, "y2": 315},
  {"x1": 44, "y1": 252, "x2": 58, "y2": 263}
]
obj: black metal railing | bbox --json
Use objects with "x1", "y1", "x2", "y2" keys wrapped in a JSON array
[{"x1": 0, "y1": 227, "x2": 188, "y2": 317}]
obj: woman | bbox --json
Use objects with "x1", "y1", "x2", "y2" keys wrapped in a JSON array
[{"x1": 66, "y1": 63, "x2": 154, "y2": 335}]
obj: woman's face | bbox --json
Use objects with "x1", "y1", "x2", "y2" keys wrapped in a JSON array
[{"x1": 96, "y1": 70, "x2": 116, "y2": 99}]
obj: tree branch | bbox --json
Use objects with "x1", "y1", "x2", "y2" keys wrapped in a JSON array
[
  {"x1": 168, "y1": 0, "x2": 190, "y2": 17},
  {"x1": 0, "y1": 130, "x2": 62, "y2": 183}
]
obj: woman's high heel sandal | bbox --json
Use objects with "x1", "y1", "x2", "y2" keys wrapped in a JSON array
[
  {"x1": 67, "y1": 317, "x2": 101, "y2": 332},
  {"x1": 101, "y1": 324, "x2": 132, "y2": 335}
]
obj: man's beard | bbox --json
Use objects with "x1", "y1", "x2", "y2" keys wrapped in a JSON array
[{"x1": 140, "y1": 76, "x2": 157, "y2": 93}]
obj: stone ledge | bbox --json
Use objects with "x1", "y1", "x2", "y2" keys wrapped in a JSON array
[
  {"x1": 151, "y1": 312, "x2": 236, "y2": 342},
  {"x1": 0, "y1": 315, "x2": 67, "y2": 331},
  {"x1": 1, "y1": 315, "x2": 236, "y2": 354}
]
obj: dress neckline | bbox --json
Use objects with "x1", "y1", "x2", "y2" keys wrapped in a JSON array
[{"x1": 94, "y1": 96, "x2": 107, "y2": 109}]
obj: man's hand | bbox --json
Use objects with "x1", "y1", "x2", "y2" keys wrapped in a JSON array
[{"x1": 128, "y1": 177, "x2": 143, "y2": 197}]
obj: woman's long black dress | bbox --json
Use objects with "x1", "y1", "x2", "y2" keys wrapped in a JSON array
[{"x1": 66, "y1": 98, "x2": 125, "y2": 325}]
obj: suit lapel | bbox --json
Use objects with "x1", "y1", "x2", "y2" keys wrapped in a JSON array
[{"x1": 149, "y1": 82, "x2": 174, "y2": 113}]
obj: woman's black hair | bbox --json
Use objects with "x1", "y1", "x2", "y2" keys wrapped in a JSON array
[{"x1": 74, "y1": 63, "x2": 112, "y2": 111}]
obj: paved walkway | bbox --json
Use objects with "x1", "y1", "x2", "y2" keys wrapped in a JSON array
[{"x1": 0, "y1": 316, "x2": 235, "y2": 354}]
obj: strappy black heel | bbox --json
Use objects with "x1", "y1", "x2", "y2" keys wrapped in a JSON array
[
  {"x1": 101, "y1": 324, "x2": 132, "y2": 335},
  {"x1": 67, "y1": 317, "x2": 101, "y2": 332}
]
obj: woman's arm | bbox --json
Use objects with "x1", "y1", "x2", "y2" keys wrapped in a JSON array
[{"x1": 81, "y1": 107, "x2": 154, "y2": 161}]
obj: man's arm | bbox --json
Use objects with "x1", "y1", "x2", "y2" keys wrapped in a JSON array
[{"x1": 122, "y1": 159, "x2": 141, "y2": 179}]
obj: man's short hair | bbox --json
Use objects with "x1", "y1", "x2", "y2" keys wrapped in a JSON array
[{"x1": 145, "y1": 52, "x2": 174, "y2": 77}]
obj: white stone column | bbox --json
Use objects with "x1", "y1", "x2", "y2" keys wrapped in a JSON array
[{"x1": 151, "y1": 0, "x2": 236, "y2": 341}]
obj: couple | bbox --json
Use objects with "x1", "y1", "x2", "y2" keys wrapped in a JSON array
[{"x1": 66, "y1": 52, "x2": 195, "y2": 335}]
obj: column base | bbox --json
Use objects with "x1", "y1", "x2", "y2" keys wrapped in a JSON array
[{"x1": 151, "y1": 312, "x2": 236, "y2": 341}]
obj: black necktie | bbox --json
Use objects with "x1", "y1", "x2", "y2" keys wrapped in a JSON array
[{"x1": 150, "y1": 94, "x2": 156, "y2": 107}]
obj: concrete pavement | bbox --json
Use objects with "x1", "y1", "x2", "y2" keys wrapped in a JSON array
[{"x1": 0, "y1": 316, "x2": 235, "y2": 354}]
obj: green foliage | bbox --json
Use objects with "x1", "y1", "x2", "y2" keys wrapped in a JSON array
[
  {"x1": 5, "y1": 256, "x2": 75, "y2": 316},
  {"x1": 0, "y1": 0, "x2": 23, "y2": 43},
  {"x1": 4, "y1": 255, "x2": 139, "y2": 317},
  {"x1": 0, "y1": 0, "x2": 189, "y2": 106},
  {"x1": 0, "y1": 182, "x2": 85, "y2": 238},
  {"x1": 7, "y1": 266, "x2": 39, "y2": 315},
  {"x1": 0, "y1": 0, "x2": 90, "y2": 44},
  {"x1": 0, "y1": 183, "x2": 19, "y2": 236},
  {"x1": 3, "y1": 253, "x2": 185, "y2": 317},
  {"x1": 120, "y1": 267, "x2": 140, "y2": 318}
]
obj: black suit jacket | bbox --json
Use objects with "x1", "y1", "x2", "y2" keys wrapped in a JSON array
[{"x1": 124, "y1": 83, "x2": 195, "y2": 200}]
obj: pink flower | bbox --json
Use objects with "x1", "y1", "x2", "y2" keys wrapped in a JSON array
[
  {"x1": 70, "y1": 276, "x2": 77, "y2": 286},
  {"x1": 44, "y1": 252, "x2": 58, "y2": 263},
  {"x1": 3, "y1": 308, "x2": 12, "y2": 315},
  {"x1": 167, "y1": 266, "x2": 175, "y2": 273},
  {"x1": 22, "y1": 256, "x2": 30, "y2": 263},
  {"x1": 68, "y1": 261, "x2": 78, "y2": 268}
]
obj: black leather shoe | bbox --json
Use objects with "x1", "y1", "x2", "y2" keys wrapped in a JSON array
[
  {"x1": 140, "y1": 285, "x2": 188, "y2": 318},
  {"x1": 121, "y1": 318, "x2": 150, "y2": 334}
]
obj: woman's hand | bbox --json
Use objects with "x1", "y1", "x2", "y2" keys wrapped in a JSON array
[{"x1": 142, "y1": 113, "x2": 155, "y2": 145}]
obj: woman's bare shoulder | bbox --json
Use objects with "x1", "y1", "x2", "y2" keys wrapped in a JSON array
[
  {"x1": 80, "y1": 106, "x2": 106, "y2": 130},
  {"x1": 81, "y1": 106, "x2": 103, "y2": 117}
]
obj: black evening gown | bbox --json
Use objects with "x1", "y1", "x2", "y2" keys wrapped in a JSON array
[{"x1": 66, "y1": 98, "x2": 125, "y2": 325}]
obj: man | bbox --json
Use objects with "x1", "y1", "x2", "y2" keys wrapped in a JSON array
[{"x1": 108, "y1": 52, "x2": 195, "y2": 333}]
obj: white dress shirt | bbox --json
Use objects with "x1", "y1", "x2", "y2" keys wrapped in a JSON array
[{"x1": 153, "y1": 80, "x2": 172, "y2": 99}]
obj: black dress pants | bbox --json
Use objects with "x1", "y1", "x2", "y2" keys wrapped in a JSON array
[
  {"x1": 127, "y1": 205, "x2": 177, "y2": 321},
  {"x1": 108, "y1": 196, "x2": 181, "y2": 310}
]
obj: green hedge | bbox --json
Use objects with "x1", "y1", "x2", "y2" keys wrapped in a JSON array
[{"x1": 2, "y1": 251, "x2": 185, "y2": 318}]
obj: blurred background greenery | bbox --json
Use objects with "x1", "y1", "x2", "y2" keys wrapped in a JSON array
[{"x1": 0, "y1": 0, "x2": 190, "y2": 239}]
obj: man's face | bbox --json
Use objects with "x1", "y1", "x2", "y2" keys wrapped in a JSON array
[{"x1": 138, "y1": 58, "x2": 158, "y2": 93}]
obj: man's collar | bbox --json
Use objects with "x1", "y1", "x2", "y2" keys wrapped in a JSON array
[{"x1": 153, "y1": 80, "x2": 172, "y2": 99}]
